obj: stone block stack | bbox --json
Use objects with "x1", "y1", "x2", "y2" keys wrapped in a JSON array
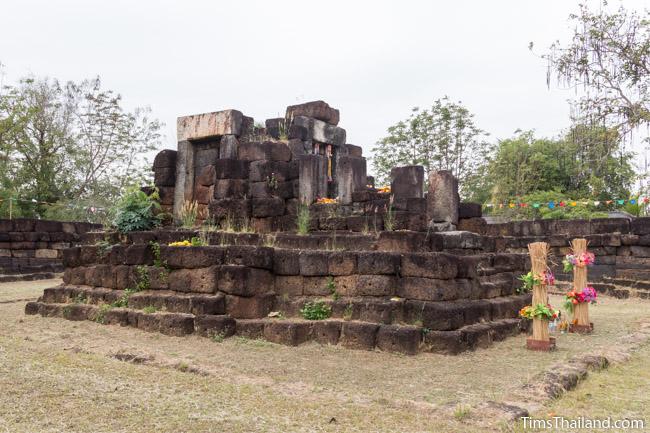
[
  {"x1": 0, "y1": 219, "x2": 101, "y2": 281},
  {"x1": 26, "y1": 227, "x2": 530, "y2": 355}
]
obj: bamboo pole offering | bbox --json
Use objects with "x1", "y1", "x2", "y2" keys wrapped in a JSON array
[
  {"x1": 525, "y1": 242, "x2": 556, "y2": 351},
  {"x1": 568, "y1": 238, "x2": 595, "y2": 333}
]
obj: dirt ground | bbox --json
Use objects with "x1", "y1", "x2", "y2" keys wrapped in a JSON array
[{"x1": 1, "y1": 279, "x2": 650, "y2": 433}]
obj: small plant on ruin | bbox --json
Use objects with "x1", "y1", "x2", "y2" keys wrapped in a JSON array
[
  {"x1": 149, "y1": 241, "x2": 167, "y2": 268},
  {"x1": 266, "y1": 173, "x2": 279, "y2": 190},
  {"x1": 263, "y1": 234, "x2": 277, "y2": 248},
  {"x1": 343, "y1": 303, "x2": 353, "y2": 320},
  {"x1": 73, "y1": 293, "x2": 87, "y2": 304},
  {"x1": 113, "y1": 186, "x2": 163, "y2": 233},
  {"x1": 210, "y1": 331, "x2": 227, "y2": 343},
  {"x1": 112, "y1": 286, "x2": 140, "y2": 308},
  {"x1": 362, "y1": 218, "x2": 370, "y2": 235},
  {"x1": 190, "y1": 236, "x2": 206, "y2": 246},
  {"x1": 94, "y1": 304, "x2": 112, "y2": 324},
  {"x1": 300, "y1": 301, "x2": 332, "y2": 320},
  {"x1": 201, "y1": 217, "x2": 219, "y2": 232},
  {"x1": 296, "y1": 202, "x2": 311, "y2": 235},
  {"x1": 326, "y1": 276, "x2": 340, "y2": 300},
  {"x1": 135, "y1": 265, "x2": 150, "y2": 291},
  {"x1": 142, "y1": 305, "x2": 158, "y2": 314},
  {"x1": 383, "y1": 195, "x2": 395, "y2": 231},
  {"x1": 62, "y1": 305, "x2": 73, "y2": 319},
  {"x1": 95, "y1": 239, "x2": 113, "y2": 258},
  {"x1": 179, "y1": 200, "x2": 199, "y2": 228},
  {"x1": 453, "y1": 405, "x2": 471, "y2": 421},
  {"x1": 421, "y1": 327, "x2": 431, "y2": 336}
]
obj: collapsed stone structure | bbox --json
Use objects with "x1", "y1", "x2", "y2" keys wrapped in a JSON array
[
  {"x1": 39, "y1": 100, "x2": 650, "y2": 355},
  {"x1": 151, "y1": 101, "x2": 464, "y2": 232},
  {"x1": 0, "y1": 219, "x2": 100, "y2": 282},
  {"x1": 26, "y1": 229, "x2": 529, "y2": 354}
]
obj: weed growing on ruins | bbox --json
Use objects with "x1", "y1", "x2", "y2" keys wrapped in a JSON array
[
  {"x1": 142, "y1": 306, "x2": 158, "y2": 314},
  {"x1": 112, "y1": 287, "x2": 138, "y2": 308},
  {"x1": 113, "y1": 187, "x2": 163, "y2": 233},
  {"x1": 362, "y1": 218, "x2": 370, "y2": 235},
  {"x1": 179, "y1": 200, "x2": 198, "y2": 228},
  {"x1": 326, "y1": 277, "x2": 340, "y2": 300},
  {"x1": 263, "y1": 234, "x2": 277, "y2": 248},
  {"x1": 149, "y1": 241, "x2": 167, "y2": 268},
  {"x1": 210, "y1": 331, "x2": 227, "y2": 343},
  {"x1": 421, "y1": 327, "x2": 431, "y2": 337},
  {"x1": 190, "y1": 236, "x2": 206, "y2": 246},
  {"x1": 453, "y1": 405, "x2": 471, "y2": 421},
  {"x1": 62, "y1": 305, "x2": 73, "y2": 319},
  {"x1": 343, "y1": 303, "x2": 353, "y2": 320},
  {"x1": 221, "y1": 213, "x2": 254, "y2": 234},
  {"x1": 384, "y1": 195, "x2": 395, "y2": 231},
  {"x1": 135, "y1": 266, "x2": 150, "y2": 291},
  {"x1": 73, "y1": 293, "x2": 87, "y2": 304},
  {"x1": 149, "y1": 241, "x2": 170, "y2": 282},
  {"x1": 296, "y1": 203, "x2": 310, "y2": 235},
  {"x1": 300, "y1": 301, "x2": 332, "y2": 320},
  {"x1": 95, "y1": 239, "x2": 113, "y2": 258},
  {"x1": 201, "y1": 218, "x2": 219, "y2": 232},
  {"x1": 94, "y1": 304, "x2": 112, "y2": 324},
  {"x1": 266, "y1": 173, "x2": 279, "y2": 191}
]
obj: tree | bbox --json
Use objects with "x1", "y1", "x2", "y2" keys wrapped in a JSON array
[
  {"x1": 469, "y1": 127, "x2": 635, "y2": 206},
  {"x1": 0, "y1": 74, "x2": 162, "y2": 221},
  {"x1": 372, "y1": 97, "x2": 490, "y2": 198},
  {"x1": 538, "y1": 2, "x2": 650, "y2": 134}
]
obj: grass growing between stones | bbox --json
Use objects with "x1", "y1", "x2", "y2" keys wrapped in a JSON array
[{"x1": 2, "y1": 279, "x2": 650, "y2": 432}]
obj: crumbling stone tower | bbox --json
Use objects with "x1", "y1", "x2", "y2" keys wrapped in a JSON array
[{"x1": 153, "y1": 101, "x2": 367, "y2": 231}]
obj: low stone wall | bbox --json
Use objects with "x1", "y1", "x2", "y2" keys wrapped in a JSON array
[
  {"x1": 460, "y1": 217, "x2": 650, "y2": 282},
  {"x1": 0, "y1": 219, "x2": 101, "y2": 280}
]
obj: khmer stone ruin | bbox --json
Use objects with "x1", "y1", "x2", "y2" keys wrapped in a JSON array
[{"x1": 18, "y1": 100, "x2": 650, "y2": 354}]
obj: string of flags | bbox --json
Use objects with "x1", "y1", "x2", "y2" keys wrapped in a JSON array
[{"x1": 485, "y1": 197, "x2": 649, "y2": 209}]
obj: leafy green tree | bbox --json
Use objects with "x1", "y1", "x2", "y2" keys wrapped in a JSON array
[
  {"x1": 372, "y1": 97, "x2": 490, "y2": 197},
  {"x1": 538, "y1": 3, "x2": 650, "y2": 133},
  {"x1": 470, "y1": 127, "x2": 635, "y2": 216},
  {"x1": 0, "y1": 74, "x2": 162, "y2": 221}
]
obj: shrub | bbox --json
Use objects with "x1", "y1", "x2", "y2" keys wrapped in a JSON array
[
  {"x1": 300, "y1": 301, "x2": 332, "y2": 320},
  {"x1": 113, "y1": 187, "x2": 162, "y2": 233}
]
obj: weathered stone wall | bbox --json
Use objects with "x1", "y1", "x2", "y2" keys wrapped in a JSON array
[
  {"x1": 459, "y1": 216, "x2": 650, "y2": 282},
  {"x1": 25, "y1": 228, "x2": 530, "y2": 355},
  {"x1": 0, "y1": 219, "x2": 101, "y2": 279}
]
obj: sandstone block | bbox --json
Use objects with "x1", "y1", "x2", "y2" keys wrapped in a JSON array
[
  {"x1": 376, "y1": 325, "x2": 420, "y2": 355},
  {"x1": 177, "y1": 109, "x2": 243, "y2": 141},
  {"x1": 168, "y1": 266, "x2": 219, "y2": 293},
  {"x1": 340, "y1": 322, "x2": 379, "y2": 350},
  {"x1": 427, "y1": 170, "x2": 459, "y2": 224},
  {"x1": 286, "y1": 100, "x2": 340, "y2": 125}
]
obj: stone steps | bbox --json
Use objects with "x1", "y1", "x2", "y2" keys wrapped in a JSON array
[
  {"x1": 555, "y1": 279, "x2": 650, "y2": 299},
  {"x1": 0, "y1": 272, "x2": 60, "y2": 283},
  {"x1": 274, "y1": 294, "x2": 530, "y2": 331},
  {"x1": 24, "y1": 300, "x2": 525, "y2": 355},
  {"x1": 39, "y1": 285, "x2": 226, "y2": 316}
]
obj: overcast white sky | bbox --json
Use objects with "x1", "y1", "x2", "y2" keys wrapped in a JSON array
[{"x1": 1, "y1": 0, "x2": 648, "y2": 165}]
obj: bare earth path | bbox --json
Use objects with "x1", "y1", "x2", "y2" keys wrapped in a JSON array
[{"x1": 1, "y1": 279, "x2": 650, "y2": 433}]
